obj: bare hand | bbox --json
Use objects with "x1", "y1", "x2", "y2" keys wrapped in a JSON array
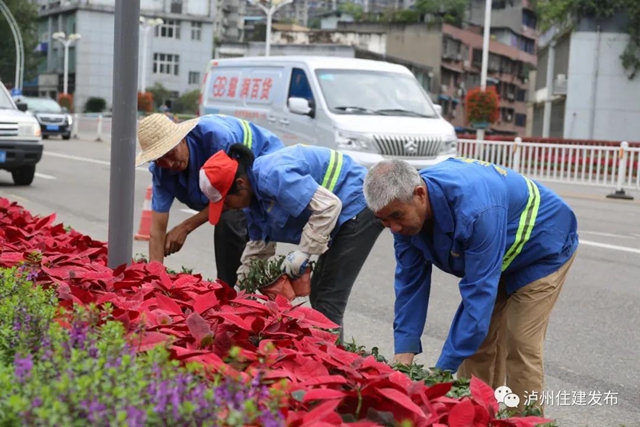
[
  {"x1": 165, "y1": 225, "x2": 189, "y2": 256},
  {"x1": 393, "y1": 353, "x2": 415, "y2": 366}
]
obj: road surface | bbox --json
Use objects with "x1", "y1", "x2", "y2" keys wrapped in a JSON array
[{"x1": 1, "y1": 137, "x2": 639, "y2": 426}]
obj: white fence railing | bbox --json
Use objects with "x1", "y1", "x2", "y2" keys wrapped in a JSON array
[
  {"x1": 68, "y1": 116, "x2": 640, "y2": 195},
  {"x1": 458, "y1": 138, "x2": 640, "y2": 193},
  {"x1": 72, "y1": 114, "x2": 112, "y2": 142}
]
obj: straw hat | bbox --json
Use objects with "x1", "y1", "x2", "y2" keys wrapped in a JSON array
[{"x1": 135, "y1": 113, "x2": 201, "y2": 167}]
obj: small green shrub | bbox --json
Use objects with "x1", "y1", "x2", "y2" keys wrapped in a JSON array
[
  {"x1": 0, "y1": 305, "x2": 285, "y2": 426},
  {"x1": 0, "y1": 264, "x2": 57, "y2": 366},
  {"x1": 237, "y1": 255, "x2": 286, "y2": 294},
  {"x1": 84, "y1": 97, "x2": 107, "y2": 113}
]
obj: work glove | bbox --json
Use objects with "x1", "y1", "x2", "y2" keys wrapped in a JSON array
[{"x1": 283, "y1": 249, "x2": 310, "y2": 278}]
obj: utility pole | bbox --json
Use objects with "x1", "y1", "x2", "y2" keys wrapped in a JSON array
[
  {"x1": 108, "y1": 0, "x2": 140, "y2": 268},
  {"x1": 476, "y1": 0, "x2": 492, "y2": 144},
  {"x1": 542, "y1": 41, "x2": 556, "y2": 138},
  {"x1": 52, "y1": 32, "x2": 82, "y2": 94},
  {"x1": 249, "y1": 0, "x2": 293, "y2": 57},
  {"x1": 139, "y1": 17, "x2": 163, "y2": 93}
]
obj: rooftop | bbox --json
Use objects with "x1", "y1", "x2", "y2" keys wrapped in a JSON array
[{"x1": 209, "y1": 55, "x2": 413, "y2": 74}]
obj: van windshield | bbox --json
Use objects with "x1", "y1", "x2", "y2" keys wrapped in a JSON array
[
  {"x1": 315, "y1": 69, "x2": 438, "y2": 118},
  {"x1": 0, "y1": 87, "x2": 14, "y2": 110},
  {"x1": 23, "y1": 97, "x2": 63, "y2": 113}
]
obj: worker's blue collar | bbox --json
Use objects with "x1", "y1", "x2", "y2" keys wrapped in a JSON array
[{"x1": 423, "y1": 176, "x2": 454, "y2": 234}]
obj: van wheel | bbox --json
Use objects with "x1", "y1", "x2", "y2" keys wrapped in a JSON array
[
  {"x1": 62, "y1": 133, "x2": 71, "y2": 140},
  {"x1": 12, "y1": 165, "x2": 36, "y2": 186}
]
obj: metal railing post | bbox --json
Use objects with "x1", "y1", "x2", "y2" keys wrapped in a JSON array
[
  {"x1": 71, "y1": 113, "x2": 79, "y2": 139},
  {"x1": 607, "y1": 141, "x2": 634, "y2": 200},
  {"x1": 96, "y1": 114, "x2": 103, "y2": 142},
  {"x1": 474, "y1": 135, "x2": 482, "y2": 160},
  {"x1": 512, "y1": 137, "x2": 522, "y2": 173}
]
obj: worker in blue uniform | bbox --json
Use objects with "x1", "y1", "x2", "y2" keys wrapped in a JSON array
[
  {"x1": 363, "y1": 157, "x2": 579, "y2": 415},
  {"x1": 135, "y1": 113, "x2": 285, "y2": 286},
  {"x1": 198, "y1": 143, "x2": 384, "y2": 339}
]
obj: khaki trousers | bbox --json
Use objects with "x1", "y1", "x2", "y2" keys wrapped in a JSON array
[{"x1": 457, "y1": 251, "x2": 577, "y2": 415}]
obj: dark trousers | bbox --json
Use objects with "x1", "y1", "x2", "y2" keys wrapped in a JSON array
[
  {"x1": 310, "y1": 207, "x2": 385, "y2": 343},
  {"x1": 214, "y1": 209, "x2": 249, "y2": 287}
]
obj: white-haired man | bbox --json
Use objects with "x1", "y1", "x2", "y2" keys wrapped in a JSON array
[{"x1": 363, "y1": 157, "x2": 579, "y2": 414}]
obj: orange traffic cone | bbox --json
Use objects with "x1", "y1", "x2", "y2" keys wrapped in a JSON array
[{"x1": 135, "y1": 186, "x2": 153, "y2": 241}]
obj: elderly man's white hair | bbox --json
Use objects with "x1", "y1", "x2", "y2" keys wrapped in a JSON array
[{"x1": 364, "y1": 159, "x2": 423, "y2": 213}]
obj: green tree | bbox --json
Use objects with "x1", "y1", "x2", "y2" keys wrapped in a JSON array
[
  {"x1": 538, "y1": 0, "x2": 640, "y2": 79},
  {"x1": 146, "y1": 82, "x2": 172, "y2": 109},
  {"x1": 339, "y1": 2, "x2": 365, "y2": 20},
  {"x1": 413, "y1": 0, "x2": 469, "y2": 26},
  {"x1": 0, "y1": 0, "x2": 39, "y2": 88},
  {"x1": 174, "y1": 89, "x2": 200, "y2": 115}
]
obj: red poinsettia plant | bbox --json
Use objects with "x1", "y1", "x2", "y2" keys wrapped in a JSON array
[
  {"x1": 0, "y1": 197, "x2": 556, "y2": 427},
  {"x1": 465, "y1": 86, "x2": 501, "y2": 126}
]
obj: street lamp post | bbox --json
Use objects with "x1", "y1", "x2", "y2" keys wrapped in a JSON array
[
  {"x1": 249, "y1": 0, "x2": 293, "y2": 57},
  {"x1": 476, "y1": 0, "x2": 492, "y2": 144},
  {"x1": 52, "y1": 32, "x2": 82, "y2": 94},
  {"x1": 0, "y1": 0, "x2": 24, "y2": 91},
  {"x1": 139, "y1": 17, "x2": 163, "y2": 93}
]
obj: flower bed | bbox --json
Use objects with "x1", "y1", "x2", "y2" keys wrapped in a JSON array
[{"x1": 0, "y1": 197, "x2": 556, "y2": 427}]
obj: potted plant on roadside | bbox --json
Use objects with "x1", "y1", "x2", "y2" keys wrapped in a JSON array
[
  {"x1": 465, "y1": 86, "x2": 500, "y2": 129},
  {"x1": 237, "y1": 255, "x2": 312, "y2": 301},
  {"x1": 58, "y1": 93, "x2": 73, "y2": 113}
]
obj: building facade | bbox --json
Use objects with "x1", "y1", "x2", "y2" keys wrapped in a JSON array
[
  {"x1": 531, "y1": 13, "x2": 640, "y2": 141},
  {"x1": 339, "y1": 20, "x2": 538, "y2": 136},
  {"x1": 34, "y1": 0, "x2": 215, "y2": 111}
]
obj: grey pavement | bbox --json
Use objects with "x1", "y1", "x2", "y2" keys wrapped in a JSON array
[{"x1": 1, "y1": 137, "x2": 639, "y2": 426}]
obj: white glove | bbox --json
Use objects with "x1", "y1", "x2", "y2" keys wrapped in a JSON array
[{"x1": 283, "y1": 249, "x2": 310, "y2": 278}]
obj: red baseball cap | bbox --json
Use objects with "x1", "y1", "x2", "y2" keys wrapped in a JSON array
[{"x1": 199, "y1": 150, "x2": 239, "y2": 225}]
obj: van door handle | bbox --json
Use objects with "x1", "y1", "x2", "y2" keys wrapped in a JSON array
[
  {"x1": 267, "y1": 116, "x2": 277, "y2": 123},
  {"x1": 279, "y1": 118, "x2": 289, "y2": 125}
]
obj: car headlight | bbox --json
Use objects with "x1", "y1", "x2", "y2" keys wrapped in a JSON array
[
  {"x1": 440, "y1": 134, "x2": 458, "y2": 153},
  {"x1": 335, "y1": 130, "x2": 373, "y2": 152},
  {"x1": 67, "y1": 114, "x2": 73, "y2": 125},
  {"x1": 19, "y1": 123, "x2": 41, "y2": 138}
]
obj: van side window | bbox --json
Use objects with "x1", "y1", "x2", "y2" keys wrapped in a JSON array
[{"x1": 288, "y1": 68, "x2": 314, "y2": 105}]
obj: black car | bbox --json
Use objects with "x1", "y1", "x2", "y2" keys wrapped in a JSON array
[{"x1": 13, "y1": 96, "x2": 73, "y2": 140}]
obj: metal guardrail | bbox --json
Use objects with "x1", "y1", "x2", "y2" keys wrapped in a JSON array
[
  {"x1": 458, "y1": 138, "x2": 640, "y2": 192},
  {"x1": 71, "y1": 113, "x2": 195, "y2": 143},
  {"x1": 72, "y1": 114, "x2": 113, "y2": 143},
  {"x1": 69, "y1": 115, "x2": 639, "y2": 193}
]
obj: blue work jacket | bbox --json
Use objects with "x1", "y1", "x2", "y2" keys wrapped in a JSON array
[
  {"x1": 150, "y1": 114, "x2": 284, "y2": 212},
  {"x1": 393, "y1": 157, "x2": 579, "y2": 372},
  {"x1": 245, "y1": 144, "x2": 368, "y2": 245}
]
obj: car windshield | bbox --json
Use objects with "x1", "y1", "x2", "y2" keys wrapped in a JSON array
[
  {"x1": 314, "y1": 69, "x2": 438, "y2": 118},
  {"x1": 0, "y1": 88, "x2": 14, "y2": 109},
  {"x1": 25, "y1": 97, "x2": 63, "y2": 113}
]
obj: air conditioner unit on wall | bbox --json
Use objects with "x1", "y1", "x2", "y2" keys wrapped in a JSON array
[{"x1": 553, "y1": 73, "x2": 568, "y2": 96}]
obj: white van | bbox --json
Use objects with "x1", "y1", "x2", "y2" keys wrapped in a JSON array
[{"x1": 198, "y1": 56, "x2": 458, "y2": 169}]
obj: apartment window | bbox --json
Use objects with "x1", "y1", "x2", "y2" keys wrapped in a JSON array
[
  {"x1": 516, "y1": 88, "x2": 526, "y2": 102},
  {"x1": 153, "y1": 53, "x2": 180, "y2": 76},
  {"x1": 189, "y1": 71, "x2": 201, "y2": 85},
  {"x1": 191, "y1": 22, "x2": 202, "y2": 40},
  {"x1": 472, "y1": 48, "x2": 482, "y2": 66},
  {"x1": 156, "y1": 19, "x2": 181, "y2": 39},
  {"x1": 515, "y1": 113, "x2": 526, "y2": 127},
  {"x1": 501, "y1": 108, "x2": 514, "y2": 122},
  {"x1": 522, "y1": 10, "x2": 537, "y2": 29},
  {"x1": 171, "y1": 0, "x2": 183, "y2": 14}
]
